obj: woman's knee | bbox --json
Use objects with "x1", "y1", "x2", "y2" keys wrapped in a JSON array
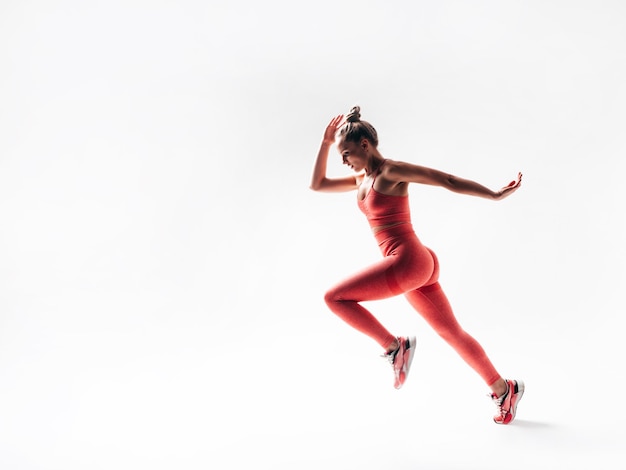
[{"x1": 324, "y1": 286, "x2": 342, "y2": 306}]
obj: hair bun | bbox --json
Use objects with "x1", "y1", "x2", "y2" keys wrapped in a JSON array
[{"x1": 346, "y1": 106, "x2": 361, "y2": 123}]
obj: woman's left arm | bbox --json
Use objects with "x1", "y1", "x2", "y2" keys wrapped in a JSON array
[{"x1": 387, "y1": 161, "x2": 523, "y2": 201}]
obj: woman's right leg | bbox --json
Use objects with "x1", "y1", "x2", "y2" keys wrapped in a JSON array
[
  {"x1": 325, "y1": 256, "x2": 425, "y2": 389},
  {"x1": 324, "y1": 228, "x2": 435, "y2": 351},
  {"x1": 324, "y1": 256, "x2": 404, "y2": 351}
]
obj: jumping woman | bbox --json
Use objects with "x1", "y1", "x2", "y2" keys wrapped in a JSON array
[{"x1": 310, "y1": 106, "x2": 524, "y2": 424}]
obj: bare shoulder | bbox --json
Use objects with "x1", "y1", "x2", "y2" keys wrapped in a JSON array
[
  {"x1": 374, "y1": 159, "x2": 410, "y2": 194},
  {"x1": 382, "y1": 159, "x2": 425, "y2": 180},
  {"x1": 382, "y1": 158, "x2": 449, "y2": 186}
]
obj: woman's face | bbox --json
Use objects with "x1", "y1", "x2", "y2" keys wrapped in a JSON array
[{"x1": 337, "y1": 138, "x2": 368, "y2": 172}]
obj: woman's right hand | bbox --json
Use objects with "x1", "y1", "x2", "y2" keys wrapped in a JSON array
[
  {"x1": 322, "y1": 115, "x2": 345, "y2": 144},
  {"x1": 311, "y1": 114, "x2": 359, "y2": 192}
]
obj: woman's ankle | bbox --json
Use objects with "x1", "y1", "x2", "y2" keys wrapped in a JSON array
[
  {"x1": 491, "y1": 378, "x2": 508, "y2": 398},
  {"x1": 385, "y1": 338, "x2": 400, "y2": 354}
]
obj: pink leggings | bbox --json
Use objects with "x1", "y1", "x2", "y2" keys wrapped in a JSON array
[{"x1": 324, "y1": 224, "x2": 501, "y2": 386}]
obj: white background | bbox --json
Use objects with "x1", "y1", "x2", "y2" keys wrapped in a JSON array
[{"x1": 1, "y1": 0, "x2": 625, "y2": 468}]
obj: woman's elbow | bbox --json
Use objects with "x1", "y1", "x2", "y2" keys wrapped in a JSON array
[
  {"x1": 443, "y1": 174, "x2": 457, "y2": 189},
  {"x1": 310, "y1": 177, "x2": 330, "y2": 192}
]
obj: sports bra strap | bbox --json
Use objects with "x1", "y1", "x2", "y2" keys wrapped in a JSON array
[{"x1": 371, "y1": 159, "x2": 387, "y2": 186}]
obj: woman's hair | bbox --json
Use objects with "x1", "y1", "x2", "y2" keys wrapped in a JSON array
[{"x1": 338, "y1": 106, "x2": 379, "y2": 147}]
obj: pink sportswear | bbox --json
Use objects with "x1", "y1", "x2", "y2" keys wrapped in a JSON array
[{"x1": 324, "y1": 161, "x2": 502, "y2": 387}]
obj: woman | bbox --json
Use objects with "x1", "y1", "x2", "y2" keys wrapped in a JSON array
[{"x1": 310, "y1": 106, "x2": 524, "y2": 425}]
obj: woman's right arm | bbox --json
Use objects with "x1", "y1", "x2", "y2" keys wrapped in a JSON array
[{"x1": 309, "y1": 115, "x2": 359, "y2": 193}]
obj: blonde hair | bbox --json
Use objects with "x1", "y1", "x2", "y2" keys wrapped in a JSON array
[{"x1": 338, "y1": 106, "x2": 379, "y2": 147}]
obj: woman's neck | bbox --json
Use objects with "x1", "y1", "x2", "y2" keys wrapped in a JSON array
[{"x1": 365, "y1": 154, "x2": 385, "y2": 176}]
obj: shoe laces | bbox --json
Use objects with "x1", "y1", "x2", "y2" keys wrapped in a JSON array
[
  {"x1": 489, "y1": 385, "x2": 509, "y2": 415},
  {"x1": 490, "y1": 392, "x2": 503, "y2": 407},
  {"x1": 488, "y1": 393, "x2": 506, "y2": 420},
  {"x1": 381, "y1": 347, "x2": 399, "y2": 365}
]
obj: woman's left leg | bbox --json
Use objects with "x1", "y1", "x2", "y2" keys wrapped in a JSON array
[{"x1": 404, "y1": 282, "x2": 502, "y2": 387}]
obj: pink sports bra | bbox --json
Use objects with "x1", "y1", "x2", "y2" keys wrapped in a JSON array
[{"x1": 357, "y1": 160, "x2": 412, "y2": 228}]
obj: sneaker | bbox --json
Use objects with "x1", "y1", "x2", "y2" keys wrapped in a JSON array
[
  {"x1": 490, "y1": 379, "x2": 525, "y2": 424},
  {"x1": 381, "y1": 336, "x2": 416, "y2": 389}
]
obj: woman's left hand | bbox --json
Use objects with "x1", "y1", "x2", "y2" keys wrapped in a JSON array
[{"x1": 495, "y1": 172, "x2": 523, "y2": 200}]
